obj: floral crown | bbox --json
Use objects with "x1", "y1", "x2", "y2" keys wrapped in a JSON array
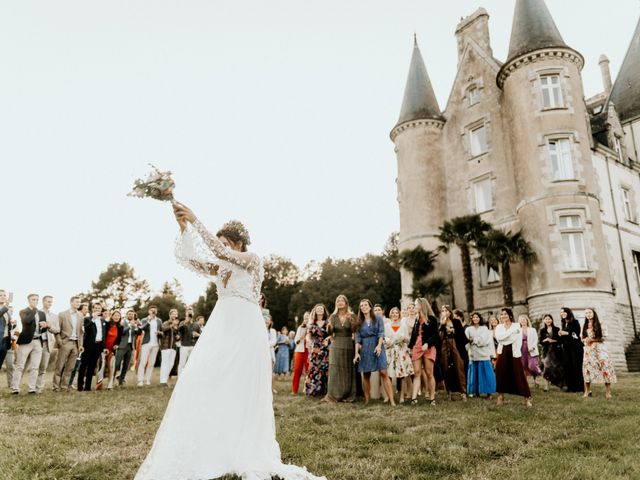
[{"x1": 218, "y1": 219, "x2": 251, "y2": 246}]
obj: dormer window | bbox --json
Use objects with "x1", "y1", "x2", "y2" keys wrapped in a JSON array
[{"x1": 540, "y1": 74, "x2": 564, "y2": 109}]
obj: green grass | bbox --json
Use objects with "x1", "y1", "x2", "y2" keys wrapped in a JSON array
[{"x1": 1, "y1": 371, "x2": 639, "y2": 480}]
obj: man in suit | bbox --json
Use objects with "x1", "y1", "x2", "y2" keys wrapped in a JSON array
[
  {"x1": 137, "y1": 306, "x2": 162, "y2": 387},
  {"x1": 11, "y1": 294, "x2": 47, "y2": 394},
  {"x1": 53, "y1": 296, "x2": 84, "y2": 392},
  {"x1": 0, "y1": 290, "x2": 11, "y2": 374},
  {"x1": 178, "y1": 307, "x2": 201, "y2": 375},
  {"x1": 160, "y1": 309, "x2": 180, "y2": 386},
  {"x1": 77, "y1": 302, "x2": 107, "y2": 392},
  {"x1": 36, "y1": 295, "x2": 60, "y2": 393},
  {"x1": 114, "y1": 310, "x2": 138, "y2": 386}
]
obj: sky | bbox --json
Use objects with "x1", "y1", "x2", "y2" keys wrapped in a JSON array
[{"x1": 1, "y1": 0, "x2": 638, "y2": 315}]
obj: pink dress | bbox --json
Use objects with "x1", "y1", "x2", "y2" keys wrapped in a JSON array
[{"x1": 411, "y1": 319, "x2": 437, "y2": 362}]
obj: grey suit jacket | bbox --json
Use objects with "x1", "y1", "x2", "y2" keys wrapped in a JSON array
[
  {"x1": 0, "y1": 306, "x2": 9, "y2": 339},
  {"x1": 139, "y1": 317, "x2": 163, "y2": 345},
  {"x1": 57, "y1": 309, "x2": 84, "y2": 347}
]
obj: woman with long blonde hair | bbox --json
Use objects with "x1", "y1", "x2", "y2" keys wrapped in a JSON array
[
  {"x1": 408, "y1": 298, "x2": 440, "y2": 405},
  {"x1": 323, "y1": 294, "x2": 357, "y2": 403}
]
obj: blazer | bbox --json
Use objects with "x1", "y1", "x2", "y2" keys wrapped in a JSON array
[
  {"x1": 16, "y1": 308, "x2": 47, "y2": 345},
  {"x1": 118, "y1": 322, "x2": 139, "y2": 350},
  {"x1": 42, "y1": 311, "x2": 60, "y2": 349},
  {"x1": 178, "y1": 320, "x2": 200, "y2": 348},
  {"x1": 494, "y1": 323, "x2": 523, "y2": 358},
  {"x1": 0, "y1": 305, "x2": 10, "y2": 339},
  {"x1": 139, "y1": 317, "x2": 163, "y2": 345},
  {"x1": 83, "y1": 316, "x2": 107, "y2": 350},
  {"x1": 408, "y1": 314, "x2": 440, "y2": 350},
  {"x1": 160, "y1": 320, "x2": 180, "y2": 350},
  {"x1": 57, "y1": 309, "x2": 84, "y2": 347},
  {"x1": 523, "y1": 326, "x2": 539, "y2": 357}
]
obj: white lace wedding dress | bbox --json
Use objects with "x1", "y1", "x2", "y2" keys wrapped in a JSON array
[{"x1": 135, "y1": 220, "x2": 326, "y2": 480}]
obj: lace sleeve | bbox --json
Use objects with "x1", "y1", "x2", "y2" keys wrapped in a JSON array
[
  {"x1": 192, "y1": 219, "x2": 260, "y2": 271},
  {"x1": 175, "y1": 223, "x2": 220, "y2": 278}
]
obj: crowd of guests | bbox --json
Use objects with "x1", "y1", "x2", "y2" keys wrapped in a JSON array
[
  {"x1": 278, "y1": 295, "x2": 618, "y2": 407},
  {"x1": 0, "y1": 290, "x2": 206, "y2": 394},
  {"x1": 0, "y1": 288, "x2": 618, "y2": 405}
]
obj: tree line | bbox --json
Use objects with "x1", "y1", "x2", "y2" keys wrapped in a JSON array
[{"x1": 80, "y1": 215, "x2": 535, "y2": 329}]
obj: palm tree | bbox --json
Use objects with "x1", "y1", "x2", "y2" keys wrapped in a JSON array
[
  {"x1": 398, "y1": 245, "x2": 438, "y2": 279},
  {"x1": 438, "y1": 215, "x2": 491, "y2": 312},
  {"x1": 476, "y1": 229, "x2": 537, "y2": 306}
]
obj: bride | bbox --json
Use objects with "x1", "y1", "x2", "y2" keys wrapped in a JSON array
[{"x1": 135, "y1": 202, "x2": 326, "y2": 480}]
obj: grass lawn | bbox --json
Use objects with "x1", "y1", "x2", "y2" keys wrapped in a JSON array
[{"x1": 0, "y1": 370, "x2": 639, "y2": 480}]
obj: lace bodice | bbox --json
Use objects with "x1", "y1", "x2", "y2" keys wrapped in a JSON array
[{"x1": 175, "y1": 220, "x2": 264, "y2": 304}]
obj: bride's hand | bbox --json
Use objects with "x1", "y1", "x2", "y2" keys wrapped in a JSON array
[{"x1": 173, "y1": 202, "x2": 196, "y2": 230}]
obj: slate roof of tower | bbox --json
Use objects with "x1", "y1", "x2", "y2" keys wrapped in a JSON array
[
  {"x1": 506, "y1": 0, "x2": 569, "y2": 63},
  {"x1": 609, "y1": 17, "x2": 640, "y2": 123},
  {"x1": 395, "y1": 37, "x2": 443, "y2": 127}
]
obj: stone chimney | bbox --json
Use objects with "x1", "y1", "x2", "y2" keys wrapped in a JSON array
[
  {"x1": 455, "y1": 8, "x2": 492, "y2": 60},
  {"x1": 599, "y1": 54, "x2": 613, "y2": 94}
]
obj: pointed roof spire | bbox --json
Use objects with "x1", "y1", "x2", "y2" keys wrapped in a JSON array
[
  {"x1": 610, "y1": 16, "x2": 640, "y2": 123},
  {"x1": 506, "y1": 0, "x2": 569, "y2": 62},
  {"x1": 395, "y1": 37, "x2": 443, "y2": 127}
]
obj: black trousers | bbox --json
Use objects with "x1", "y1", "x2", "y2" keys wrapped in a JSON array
[
  {"x1": 114, "y1": 344, "x2": 133, "y2": 384},
  {"x1": 78, "y1": 343, "x2": 103, "y2": 391},
  {"x1": 0, "y1": 336, "x2": 9, "y2": 370}
]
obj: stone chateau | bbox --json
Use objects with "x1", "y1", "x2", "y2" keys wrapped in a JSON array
[{"x1": 390, "y1": 0, "x2": 640, "y2": 370}]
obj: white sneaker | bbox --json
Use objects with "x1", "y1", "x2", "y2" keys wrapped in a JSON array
[{"x1": 137, "y1": 382, "x2": 143, "y2": 387}]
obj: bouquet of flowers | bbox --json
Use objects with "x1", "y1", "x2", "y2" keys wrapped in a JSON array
[{"x1": 128, "y1": 164, "x2": 176, "y2": 202}]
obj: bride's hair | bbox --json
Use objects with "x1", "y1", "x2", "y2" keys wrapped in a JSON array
[{"x1": 216, "y1": 220, "x2": 251, "y2": 251}]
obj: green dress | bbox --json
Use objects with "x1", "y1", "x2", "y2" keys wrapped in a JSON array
[{"x1": 326, "y1": 314, "x2": 357, "y2": 402}]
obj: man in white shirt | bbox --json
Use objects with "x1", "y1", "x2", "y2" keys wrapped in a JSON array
[
  {"x1": 53, "y1": 296, "x2": 84, "y2": 392},
  {"x1": 137, "y1": 306, "x2": 162, "y2": 386},
  {"x1": 36, "y1": 295, "x2": 60, "y2": 393}
]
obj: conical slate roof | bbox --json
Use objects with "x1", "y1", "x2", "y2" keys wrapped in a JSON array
[
  {"x1": 395, "y1": 37, "x2": 442, "y2": 127},
  {"x1": 506, "y1": 0, "x2": 569, "y2": 63},
  {"x1": 610, "y1": 17, "x2": 640, "y2": 123}
]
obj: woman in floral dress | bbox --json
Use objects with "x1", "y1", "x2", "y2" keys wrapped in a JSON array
[
  {"x1": 581, "y1": 308, "x2": 616, "y2": 399},
  {"x1": 304, "y1": 304, "x2": 330, "y2": 397},
  {"x1": 384, "y1": 307, "x2": 414, "y2": 403}
]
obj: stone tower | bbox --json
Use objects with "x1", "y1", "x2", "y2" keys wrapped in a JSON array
[
  {"x1": 390, "y1": 37, "x2": 446, "y2": 302},
  {"x1": 498, "y1": 0, "x2": 616, "y2": 329}
]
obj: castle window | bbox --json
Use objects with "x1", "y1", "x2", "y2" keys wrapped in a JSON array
[
  {"x1": 614, "y1": 135, "x2": 624, "y2": 162},
  {"x1": 632, "y1": 251, "x2": 640, "y2": 289},
  {"x1": 479, "y1": 262, "x2": 500, "y2": 287},
  {"x1": 468, "y1": 86, "x2": 479, "y2": 106},
  {"x1": 621, "y1": 187, "x2": 636, "y2": 222},
  {"x1": 559, "y1": 215, "x2": 588, "y2": 271},
  {"x1": 540, "y1": 74, "x2": 564, "y2": 108},
  {"x1": 470, "y1": 125, "x2": 488, "y2": 157},
  {"x1": 473, "y1": 177, "x2": 493, "y2": 213},
  {"x1": 548, "y1": 139, "x2": 574, "y2": 180}
]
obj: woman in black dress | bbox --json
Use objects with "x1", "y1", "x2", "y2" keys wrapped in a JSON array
[
  {"x1": 558, "y1": 307, "x2": 584, "y2": 392},
  {"x1": 538, "y1": 314, "x2": 563, "y2": 391}
]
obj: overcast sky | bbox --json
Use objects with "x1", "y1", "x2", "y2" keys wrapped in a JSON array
[{"x1": 1, "y1": 0, "x2": 638, "y2": 315}]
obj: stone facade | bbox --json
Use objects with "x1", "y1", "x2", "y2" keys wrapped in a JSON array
[{"x1": 390, "y1": 2, "x2": 640, "y2": 370}]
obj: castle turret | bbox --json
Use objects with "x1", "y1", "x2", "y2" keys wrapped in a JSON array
[
  {"x1": 499, "y1": 0, "x2": 618, "y2": 356},
  {"x1": 391, "y1": 37, "x2": 446, "y2": 301},
  {"x1": 609, "y1": 17, "x2": 640, "y2": 124}
]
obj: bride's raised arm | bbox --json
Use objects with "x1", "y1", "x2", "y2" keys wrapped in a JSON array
[
  {"x1": 191, "y1": 219, "x2": 259, "y2": 271},
  {"x1": 173, "y1": 201, "x2": 259, "y2": 271}
]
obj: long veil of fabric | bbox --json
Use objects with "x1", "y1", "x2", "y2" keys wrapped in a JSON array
[{"x1": 135, "y1": 222, "x2": 326, "y2": 480}]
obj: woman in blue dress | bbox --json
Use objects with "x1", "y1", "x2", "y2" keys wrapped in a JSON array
[
  {"x1": 274, "y1": 326, "x2": 292, "y2": 376},
  {"x1": 354, "y1": 299, "x2": 396, "y2": 406}
]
